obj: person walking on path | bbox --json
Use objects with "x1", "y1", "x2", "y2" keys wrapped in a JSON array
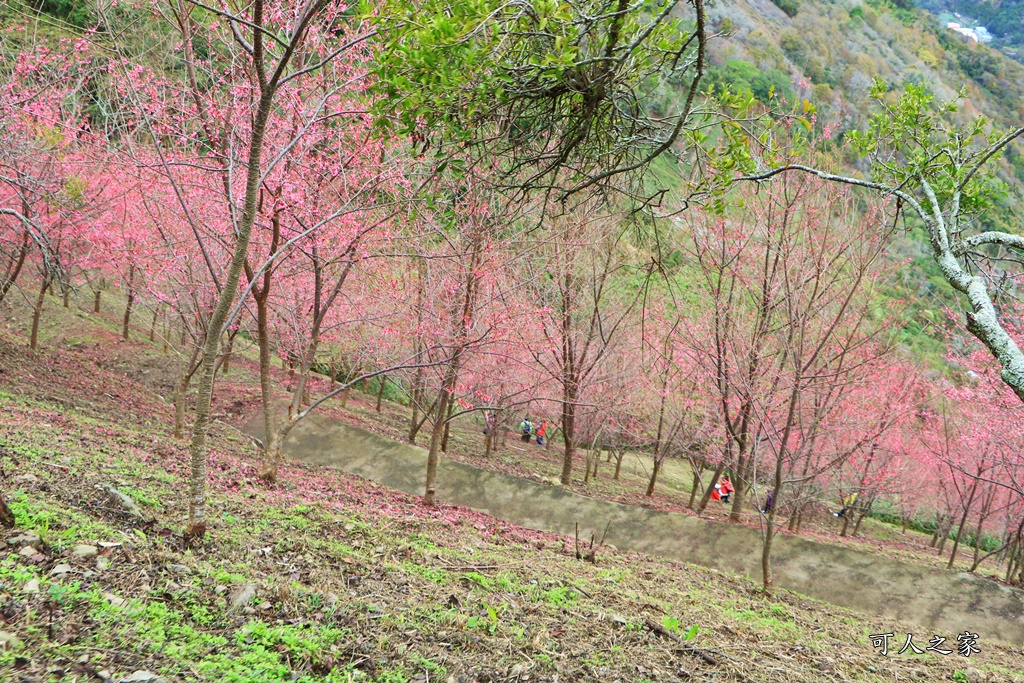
[
  {"x1": 762, "y1": 489, "x2": 774, "y2": 514},
  {"x1": 834, "y1": 491, "x2": 858, "y2": 518},
  {"x1": 535, "y1": 420, "x2": 547, "y2": 446},
  {"x1": 520, "y1": 417, "x2": 533, "y2": 443}
]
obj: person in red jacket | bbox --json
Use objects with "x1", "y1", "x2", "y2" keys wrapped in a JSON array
[
  {"x1": 719, "y1": 476, "x2": 734, "y2": 504},
  {"x1": 536, "y1": 420, "x2": 548, "y2": 446}
]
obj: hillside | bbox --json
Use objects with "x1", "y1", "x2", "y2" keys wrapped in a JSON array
[{"x1": 4, "y1": 287, "x2": 1024, "y2": 682}]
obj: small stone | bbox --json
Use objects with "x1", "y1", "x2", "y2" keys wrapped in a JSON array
[
  {"x1": 73, "y1": 544, "x2": 99, "y2": 558},
  {"x1": 18, "y1": 546, "x2": 38, "y2": 558},
  {"x1": 258, "y1": 601, "x2": 272, "y2": 611},
  {"x1": 964, "y1": 668, "x2": 986, "y2": 683},
  {"x1": 13, "y1": 473, "x2": 39, "y2": 485},
  {"x1": 214, "y1": 585, "x2": 227, "y2": 595},
  {"x1": 104, "y1": 592, "x2": 126, "y2": 607},
  {"x1": 120, "y1": 671, "x2": 159, "y2": 682},
  {"x1": 82, "y1": 570, "x2": 97, "y2": 580},
  {"x1": 23, "y1": 579, "x2": 40, "y2": 593},
  {"x1": 50, "y1": 564, "x2": 73, "y2": 576},
  {"x1": 228, "y1": 583, "x2": 257, "y2": 611},
  {"x1": 99, "y1": 670, "x2": 112, "y2": 681},
  {"x1": 0, "y1": 631, "x2": 23, "y2": 649},
  {"x1": 7, "y1": 532, "x2": 41, "y2": 549},
  {"x1": 324, "y1": 592, "x2": 339, "y2": 606},
  {"x1": 166, "y1": 564, "x2": 188, "y2": 574},
  {"x1": 165, "y1": 581, "x2": 182, "y2": 593},
  {"x1": 606, "y1": 613, "x2": 629, "y2": 626}
]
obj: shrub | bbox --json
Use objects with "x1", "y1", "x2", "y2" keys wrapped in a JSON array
[{"x1": 771, "y1": 0, "x2": 801, "y2": 17}]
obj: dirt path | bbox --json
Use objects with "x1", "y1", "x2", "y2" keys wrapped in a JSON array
[{"x1": 245, "y1": 411, "x2": 1024, "y2": 645}]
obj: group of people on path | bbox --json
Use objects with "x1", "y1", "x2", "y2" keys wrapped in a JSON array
[{"x1": 519, "y1": 417, "x2": 548, "y2": 446}]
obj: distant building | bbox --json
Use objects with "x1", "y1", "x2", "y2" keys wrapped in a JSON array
[{"x1": 946, "y1": 21, "x2": 993, "y2": 43}]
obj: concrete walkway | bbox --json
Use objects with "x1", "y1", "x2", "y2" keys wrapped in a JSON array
[{"x1": 245, "y1": 412, "x2": 1024, "y2": 645}]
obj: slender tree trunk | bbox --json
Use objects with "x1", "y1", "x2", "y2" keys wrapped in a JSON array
[
  {"x1": 423, "y1": 390, "x2": 451, "y2": 506},
  {"x1": 688, "y1": 466, "x2": 703, "y2": 510},
  {"x1": 938, "y1": 520, "x2": 951, "y2": 555},
  {"x1": 93, "y1": 289, "x2": 101, "y2": 313},
  {"x1": 122, "y1": 265, "x2": 136, "y2": 340},
  {"x1": 30, "y1": 277, "x2": 49, "y2": 350},
  {"x1": 62, "y1": 285, "x2": 69, "y2": 308},
  {"x1": 408, "y1": 396, "x2": 419, "y2": 442},
  {"x1": 220, "y1": 335, "x2": 234, "y2": 375},
  {"x1": 947, "y1": 478, "x2": 980, "y2": 570},
  {"x1": 162, "y1": 310, "x2": 170, "y2": 353},
  {"x1": 559, "y1": 390, "x2": 577, "y2": 485},
  {"x1": 441, "y1": 399, "x2": 455, "y2": 452},
  {"x1": 149, "y1": 307, "x2": 158, "y2": 341},
  {"x1": 969, "y1": 487, "x2": 997, "y2": 572},
  {"x1": 376, "y1": 375, "x2": 386, "y2": 412},
  {"x1": 254, "y1": 289, "x2": 281, "y2": 480},
  {"x1": 612, "y1": 450, "x2": 624, "y2": 479},
  {"x1": 409, "y1": 259, "x2": 427, "y2": 443},
  {"x1": 185, "y1": 88, "x2": 274, "y2": 542},
  {"x1": 0, "y1": 228, "x2": 29, "y2": 305},
  {"x1": 851, "y1": 496, "x2": 874, "y2": 537},
  {"x1": 729, "y1": 441, "x2": 753, "y2": 521},
  {"x1": 174, "y1": 345, "x2": 202, "y2": 440},
  {"x1": 787, "y1": 503, "x2": 801, "y2": 533}
]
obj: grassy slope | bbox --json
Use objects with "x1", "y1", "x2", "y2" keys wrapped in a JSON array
[{"x1": 3, "y1": 293, "x2": 1024, "y2": 683}]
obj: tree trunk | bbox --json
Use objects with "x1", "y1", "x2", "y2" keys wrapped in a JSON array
[
  {"x1": 30, "y1": 278, "x2": 49, "y2": 350},
  {"x1": 688, "y1": 462, "x2": 704, "y2": 509},
  {"x1": 851, "y1": 497, "x2": 874, "y2": 537},
  {"x1": 93, "y1": 289, "x2": 101, "y2": 313},
  {"x1": 220, "y1": 335, "x2": 234, "y2": 375},
  {"x1": 729, "y1": 444, "x2": 753, "y2": 521},
  {"x1": 122, "y1": 265, "x2": 135, "y2": 340},
  {"x1": 947, "y1": 479, "x2": 980, "y2": 570},
  {"x1": 185, "y1": 88, "x2": 275, "y2": 543},
  {"x1": 162, "y1": 311, "x2": 170, "y2": 353},
  {"x1": 612, "y1": 448, "x2": 625, "y2": 480},
  {"x1": 938, "y1": 521, "x2": 951, "y2": 555},
  {"x1": 376, "y1": 375, "x2": 386, "y2": 412},
  {"x1": 149, "y1": 307, "x2": 158, "y2": 341},
  {"x1": 441, "y1": 399, "x2": 455, "y2": 452},
  {"x1": 0, "y1": 228, "x2": 29, "y2": 305},
  {"x1": 423, "y1": 388, "x2": 452, "y2": 506},
  {"x1": 646, "y1": 457, "x2": 663, "y2": 497},
  {"x1": 62, "y1": 286, "x2": 70, "y2": 308},
  {"x1": 559, "y1": 393, "x2": 576, "y2": 485},
  {"x1": 255, "y1": 294, "x2": 280, "y2": 481},
  {"x1": 787, "y1": 503, "x2": 801, "y2": 533},
  {"x1": 174, "y1": 345, "x2": 202, "y2": 440}
]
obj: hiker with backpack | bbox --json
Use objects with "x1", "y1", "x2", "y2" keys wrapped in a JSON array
[{"x1": 520, "y1": 417, "x2": 533, "y2": 443}]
